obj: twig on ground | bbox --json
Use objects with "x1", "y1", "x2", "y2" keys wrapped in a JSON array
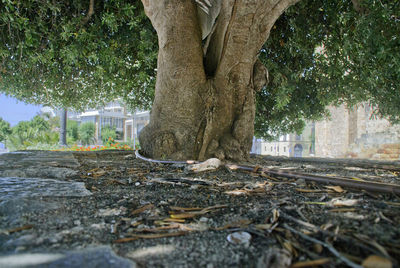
[
  {"x1": 280, "y1": 210, "x2": 384, "y2": 257},
  {"x1": 283, "y1": 223, "x2": 363, "y2": 268}
]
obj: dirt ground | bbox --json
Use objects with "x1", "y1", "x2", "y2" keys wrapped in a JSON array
[{"x1": 1, "y1": 150, "x2": 400, "y2": 267}]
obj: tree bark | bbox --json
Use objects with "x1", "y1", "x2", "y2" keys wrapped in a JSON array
[{"x1": 139, "y1": 0, "x2": 299, "y2": 161}]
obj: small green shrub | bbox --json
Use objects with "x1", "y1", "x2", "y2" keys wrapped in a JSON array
[
  {"x1": 67, "y1": 120, "x2": 79, "y2": 142},
  {"x1": 78, "y1": 122, "x2": 96, "y2": 146}
]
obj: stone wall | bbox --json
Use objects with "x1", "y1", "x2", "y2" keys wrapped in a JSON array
[
  {"x1": 315, "y1": 104, "x2": 400, "y2": 160},
  {"x1": 315, "y1": 105, "x2": 350, "y2": 158}
]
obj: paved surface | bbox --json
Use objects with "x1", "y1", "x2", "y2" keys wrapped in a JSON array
[
  {"x1": 0, "y1": 151, "x2": 136, "y2": 268},
  {"x1": 0, "y1": 177, "x2": 91, "y2": 199},
  {"x1": 0, "y1": 246, "x2": 136, "y2": 268}
]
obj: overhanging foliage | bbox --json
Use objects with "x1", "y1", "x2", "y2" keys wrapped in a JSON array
[
  {"x1": 0, "y1": 0, "x2": 157, "y2": 110},
  {"x1": 1, "y1": 0, "x2": 399, "y2": 139}
]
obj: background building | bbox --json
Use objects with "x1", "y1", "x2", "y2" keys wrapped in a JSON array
[
  {"x1": 256, "y1": 123, "x2": 315, "y2": 158},
  {"x1": 315, "y1": 104, "x2": 400, "y2": 160},
  {"x1": 41, "y1": 101, "x2": 150, "y2": 145},
  {"x1": 124, "y1": 110, "x2": 150, "y2": 145},
  {"x1": 257, "y1": 103, "x2": 400, "y2": 160}
]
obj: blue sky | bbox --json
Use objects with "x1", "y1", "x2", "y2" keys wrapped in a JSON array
[{"x1": 0, "y1": 94, "x2": 42, "y2": 126}]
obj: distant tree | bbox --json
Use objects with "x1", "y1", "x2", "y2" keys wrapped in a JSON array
[
  {"x1": 78, "y1": 122, "x2": 96, "y2": 146},
  {"x1": 7, "y1": 116, "x2": 58, "y2": 150},
  {"x1": 41, "y1": 112, "x2": 60, "y2": 131},
  {"x1": 30, "y1": 116, "x2": 49, "y2": 132},
  {"x1": 0, "y1": 117, "x2": 11, "y2": 143},
  {"x1": 66, "y1": 120, "x2": 79, "y2": 143}
]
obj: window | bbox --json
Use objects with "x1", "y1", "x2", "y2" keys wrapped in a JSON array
[
  {"x1": 117, "y1": 118, "x2": 123, "y2": 128},
  {"x1": 82, "y1": 116, "x2": 96, "y2": 123},
  {"x1": 284, "y1": 147, "x2": 286, "y2": 152}
]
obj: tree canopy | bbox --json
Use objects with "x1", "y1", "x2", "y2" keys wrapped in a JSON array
[
  {"x1": 256, "y1": 0, "x2": 400, "y2": 139},
  {"x1": 0, "y1": 0, "x2": 157, "y2": 110},
  {"x1": 1, "y1": 0, "x2": 399, "y2": 139}
]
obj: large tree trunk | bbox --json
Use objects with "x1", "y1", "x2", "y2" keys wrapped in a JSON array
[{"x1": 139, "y1": 0, "x2": 298, "y2": 161}]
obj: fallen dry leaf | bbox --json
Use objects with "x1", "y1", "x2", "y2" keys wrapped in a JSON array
[
  {"x1": 215, "y1": 219, "x2": 252, "y2": 230},
  {"x1": 328, "y1": 198, "x2": 358, "y2": 207},
  {"x1": 272, "y1": 209, "x2": 280, "y2": 224},
  {"x1": 255, "y1": 223, "x2": 273, "y2": 230},
  {"x1": 130, "y1": 204, "x2": 154, "y2": 215},
  {"x1": 127, "y1": 231, "x2": 188, "y2": 239},
  {"x1": 291, "y1": 258, "x2": 332, "y2": 267},
  {"x1": 130, "y1": 224, "x2": 180, "y2": 233},
  {"x1": 161, "y1": 218, "x2": 186, "y2": 223},
  {"x1": 313, "y1": 243, "x2": 323, "y2": 254},
  {"x1": 169, "y1": 212, "x2": 203, "y2": 219},
  {"x1": 255, "y1": 222, "x2": 279, "y2": 233},
  {"x1": 283, "y1": 241, "x2": 297, "y2": 257},
  {"x1": 169, "y1": 206, "x2": 204, "y2": 211},
  {"x1": 169, "y1": 204, "x2": 227, "y2": 219},
  {"x1": 336, "y1": 212, "x2": 363, "y2": 222},
  {"x1": 224, "y1": 189, "x2": 248, "y2": 195},
  {"x1": 113, "y1": 237, "x2": 139, "y2": 243},
  {"x1": 296, "y1": 188, "x2": 324, "y2": 193},
  {"x1": 4, "y1": 224, "x2": 34, "y2": 234},
  {"x1": 328, "y1": 208, "x2": 356, "y2": 213},
  {"x1": 362, "y1": 255, "x2": 392, "y2": 268},
  {"x1": 384, "y1": 201, "x2": 400, "y2": 207},
  {"x1": 186, "y1": 158, "x2": 221, "y2": 173},
  {"x1": 88, "y1": 168, "x2": 106, "y2": 178},
  {"x1": 325, "y1": 185, "x2": 345, "y2": 193}
]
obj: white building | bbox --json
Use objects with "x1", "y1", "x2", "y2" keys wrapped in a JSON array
[
  {"x1": 124, "y1": 110, "x2": 150, "y2": 145},
  {"x1": 254, "y1": 123, "x2": 316, "y2": 158},
  {"x1": 41, "y1": 101, "x2": 151, "y2": 144},
  {"x1": 78, "y1": 101, "x2": 127, "y2": 142}
]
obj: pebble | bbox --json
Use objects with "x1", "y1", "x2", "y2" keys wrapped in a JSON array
[
  {"x1": 70, "y1": 226, "x2": 84, "y2": 233},
  {"x1": 199, "y1": 217, "x2": 209, "y2": 223},
  {"x1": 6, "y1": 234, "x2": 37, "y2": 247},
  {"x1": 295, "y1": 178, "x2": 306, "y2": 186},
  {"x1": 227, "y1": 231, "x2": 252, "y2": 247},
  {"x1": 90, "y1": 223, "x2": 106, "y2": 230},
  {"x1": 98, "y1": 208, "x2": 122, "y2": 216},
  {"x1": 135, "y1": 182, "x2": 141, "y2": 186}
]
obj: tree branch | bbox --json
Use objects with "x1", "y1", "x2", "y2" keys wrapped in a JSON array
[
  {"x1": 351, "y1": 0, "x2": 366, "y2": 14},
  {"x1": 207, "y1": 0, "x2": 299, "y2": 83},
  {"x1": 81, "y1": 0, "x2": 95, "y2": 26},
  {"x1": 140, "y1": 0, "x2": 206, "y2": 83}
]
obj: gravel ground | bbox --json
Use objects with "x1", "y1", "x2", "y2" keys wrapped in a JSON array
[{"x1": 1, "y1": 150, "x2": 399, "y2": 267}]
